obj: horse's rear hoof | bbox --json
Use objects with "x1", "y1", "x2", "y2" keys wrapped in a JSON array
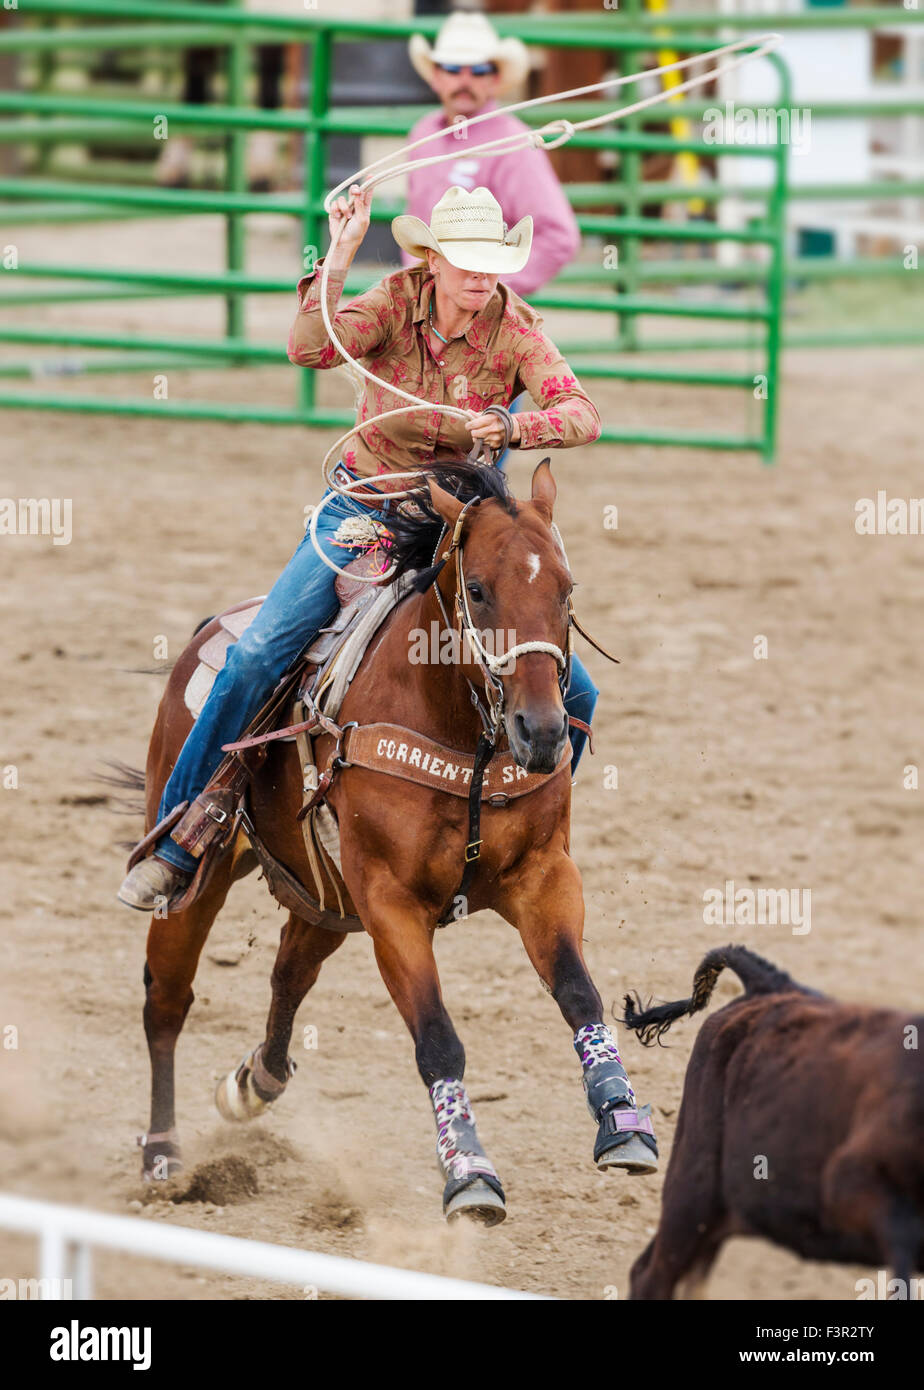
[
  {"x1": 215, "y1": 1069, "x2": 265, "y2": 1122},
  {"x1": 137, "y1": 1130, "x2": 182, "y2": 1181},
  {"x1": 444, "y1": 1178, "x2": 507, "y2": 1226},
  {"x1": 215, "y1": 1046, "x2": 294, "y2": 1123}
]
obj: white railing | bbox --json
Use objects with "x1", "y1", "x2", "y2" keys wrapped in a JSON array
[{"x1": 0, "y1": 1194, "x2": 544, "y2": 1301}]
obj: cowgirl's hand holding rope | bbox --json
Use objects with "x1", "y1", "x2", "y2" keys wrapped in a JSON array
[
  {"x1": 327, "y1": 184, "x2": 373, "y2": 267},
  {"x1": 468, "y1": 411, "x2": 520, "y2": 450}
]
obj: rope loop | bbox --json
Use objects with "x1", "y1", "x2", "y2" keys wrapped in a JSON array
[{"x1": 535, "y1": 119, "x2": 575, "y2": 151}]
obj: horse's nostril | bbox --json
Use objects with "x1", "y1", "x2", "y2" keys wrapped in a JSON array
[{"x1": 513, "y1": 709, "x2": 567, "y2": 750}]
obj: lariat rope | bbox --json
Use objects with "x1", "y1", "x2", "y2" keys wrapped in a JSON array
[{"x1": 308, "y1": 30, "x2": 782, "y2": 582}]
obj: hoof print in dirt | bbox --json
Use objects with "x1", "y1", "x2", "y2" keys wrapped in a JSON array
[
  {"x1": 298, "y1": 1195, "x2": 363, "y2": 1233},
  {"x1": 171, "y1": 1155, "x2": 259, "y2": 1206}
]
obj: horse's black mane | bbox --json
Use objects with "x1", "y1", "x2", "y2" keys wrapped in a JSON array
[{"x1": 383, "y1": 459, "x2": 517, "y2": 591}]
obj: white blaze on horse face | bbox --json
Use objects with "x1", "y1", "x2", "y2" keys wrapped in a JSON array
[{"x1": 525, "y1": 553, "x2": 541, "y2": 584}]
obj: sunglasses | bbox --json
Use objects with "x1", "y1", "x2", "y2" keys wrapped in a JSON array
[{"x1": 436, "y1": 62, "x2": 499, "y2": 77}]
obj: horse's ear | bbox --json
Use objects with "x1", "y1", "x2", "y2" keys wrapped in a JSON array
[
  {"x1": 427, "y1": 476, "x2": 464, "y2": 527},
  {"x1": 531, "y1": 458, "x2": 556, "y2": 518}
]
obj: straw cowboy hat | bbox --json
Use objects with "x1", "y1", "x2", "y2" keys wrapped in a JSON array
[
  {"x1": 392, "y1": 185, "x2": 533, "y2": 275},
  {"x1": 409, "y1": 12, "x2": 530, "y2": 94}
]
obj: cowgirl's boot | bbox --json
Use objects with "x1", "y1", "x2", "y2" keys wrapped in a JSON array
[
  {"x1": 118, "y1": 856, "x2": 191, "y2": 911},
  {"x1": 117, "y1": 782, "x2": 239, "y2": 913}
]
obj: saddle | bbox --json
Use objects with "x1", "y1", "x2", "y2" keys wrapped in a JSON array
[
  {"x1": 128, "y1": 551, "x2": 419, "y2": 925},
  {"x1": 180, "y1": 552, "x2": 389, "y2": 723}
]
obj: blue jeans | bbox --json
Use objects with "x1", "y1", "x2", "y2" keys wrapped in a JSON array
[{"x1": 155, "y1": 481, "x2": 598, "y2": 872}]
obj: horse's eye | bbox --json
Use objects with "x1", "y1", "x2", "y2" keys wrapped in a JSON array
[{"x1": 466, "y1": 582, "x2": 485, "y2": 605}]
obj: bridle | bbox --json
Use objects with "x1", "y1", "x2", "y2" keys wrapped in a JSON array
[{"x1": 428, "y1": 491, "x2": 573, "y2": 750}]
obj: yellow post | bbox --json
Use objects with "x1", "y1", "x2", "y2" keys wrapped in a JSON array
[{"x1": 645, "y1": 0, "x2": 705, "y2": 216}]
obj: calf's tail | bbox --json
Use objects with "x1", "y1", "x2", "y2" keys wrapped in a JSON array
[{"x1": 622, "y1": 944, "x2": 807, "y2": 1046}]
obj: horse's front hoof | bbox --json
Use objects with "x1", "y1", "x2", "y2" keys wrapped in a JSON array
[
  {"x1": 596, "y1": 1135, "x2": 659, "y2": 1176},
  {"x1": 137, "y1": 1130, "x2": 183, "y2": 1181},
  {"x1": 215, "y1": 1046, "x2": 294, "y2": 1123},
  {"x1": 594, "y1": 1103, "x2": 659, "y2": 1176},
  {"x1": 441, "y1": 1154, "x2": 507, "y2": 1226},
  {"x1": 444, "y1": 1177, "x2": 507, "y2": 1226}
]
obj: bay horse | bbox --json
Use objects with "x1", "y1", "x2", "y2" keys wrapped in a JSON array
[{"x1": 136, "y1": 459, "x2": 657, "y2": 1222}]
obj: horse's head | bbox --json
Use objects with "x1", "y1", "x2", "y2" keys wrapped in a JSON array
[{"x1": 426, "y1": 460, "x2": 572, "y2": 774}]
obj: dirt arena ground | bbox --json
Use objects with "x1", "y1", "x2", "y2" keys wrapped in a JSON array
[{"x1": 1, "y1": 216, "x2": 922, "y2": 1300}]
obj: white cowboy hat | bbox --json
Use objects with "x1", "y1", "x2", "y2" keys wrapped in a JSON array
[
  {"x1": 392, "y1": 185, "x2": 533, "y2": 275},
  {"x1": 409, "y1": 12, "x2": 530, "y2": 94}
]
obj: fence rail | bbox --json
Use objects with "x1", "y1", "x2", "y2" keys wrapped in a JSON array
[
  {"x1": 0, "y1": 4, "x2": 789, "y2": 460},
  {"x1": 4, "y1": 5, "x2": 922, "y2": 459},
  {"x1": 0, "y1": 1193, "x2": 542, "y2": 1301},
  {"x1": 10, "y1": 0, "x2": 924, "y2": 34}
]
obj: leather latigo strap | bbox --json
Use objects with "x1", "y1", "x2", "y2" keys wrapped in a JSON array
[{"x1": 339, "y1": 723, "x2": 570, "y2": 800}]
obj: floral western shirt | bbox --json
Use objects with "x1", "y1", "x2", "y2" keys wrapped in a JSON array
[{"x1": 288, "y1": 260, "x2": 601, "y2": 478}]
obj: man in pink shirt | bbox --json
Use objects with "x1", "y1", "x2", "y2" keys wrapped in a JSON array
[{"x1": 404, "y1": 11, "x2": 580, "y2": 299}]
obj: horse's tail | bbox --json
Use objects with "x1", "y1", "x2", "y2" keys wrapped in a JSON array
[
  {"x1": 95, "y1": 759, "x2": 146, "y2": 813},
  {"x1": 622, "y1": 945, "x2": 811, "y2": 1046},
  {"x1": 120, "y1": 615, "x2": 213, "y2": 676},
  {"x1": 99, "y1": 616, "x2": 209, "y2": 831}
]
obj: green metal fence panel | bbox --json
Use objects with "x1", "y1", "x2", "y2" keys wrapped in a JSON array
[
  {"x1": 11, "y1": 1, "x2": 921, "y2": 34},
  {"x1": 0, "y1": 6, "x2": 803, "y2": 459}
]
